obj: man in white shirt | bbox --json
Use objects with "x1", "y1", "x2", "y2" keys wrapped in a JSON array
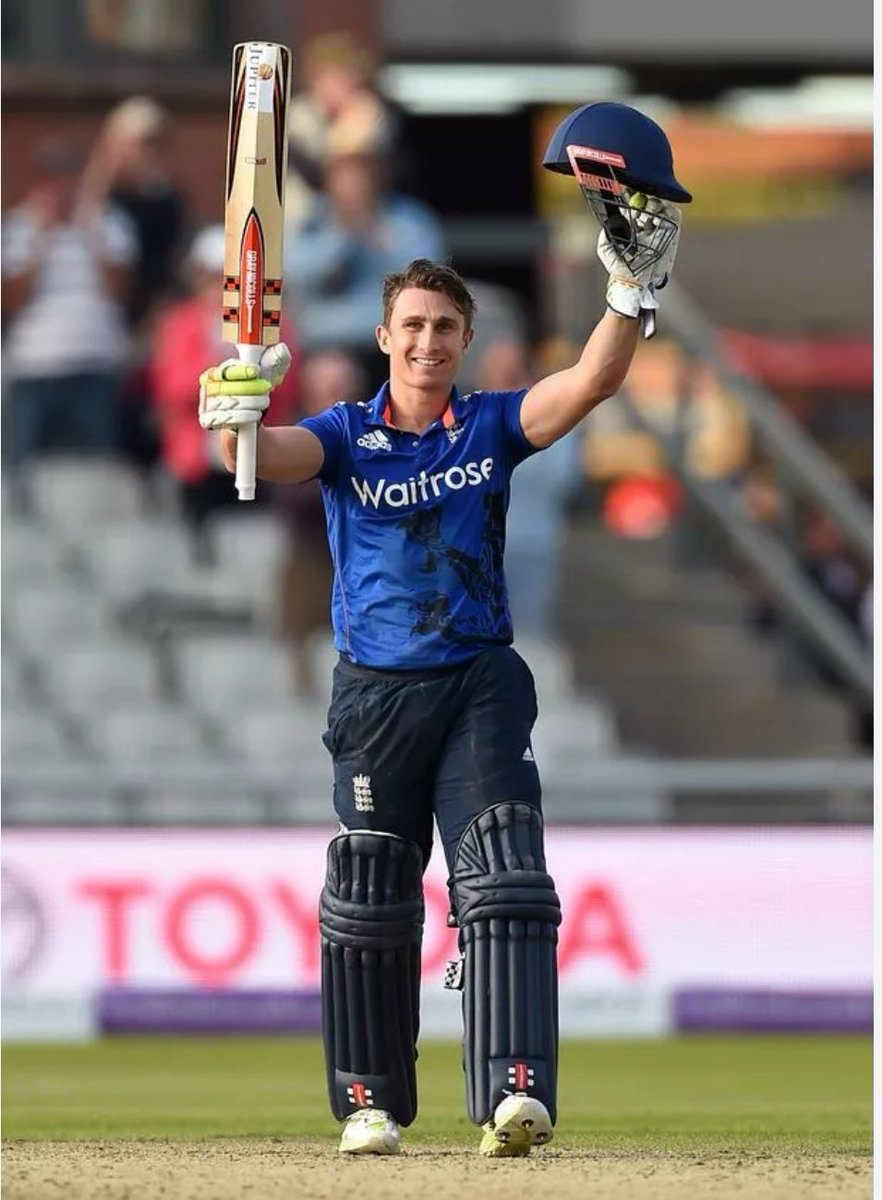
[{"x1": 1, "y1": 140, "x2": 136, "y2": 466}]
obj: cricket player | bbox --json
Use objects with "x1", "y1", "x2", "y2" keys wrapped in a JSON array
[{"x1": 198, "y1": 102, "x2": 687, "y2": 1160}]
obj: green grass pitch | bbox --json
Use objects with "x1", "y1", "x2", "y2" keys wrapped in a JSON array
[{"x1": 2, "y1": 1035, "x2": 871, "y2": 1155}]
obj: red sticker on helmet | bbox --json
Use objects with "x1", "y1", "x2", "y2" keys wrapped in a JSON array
[
  {"x1": 581, "y1": 173, "x2": 625, "y2": 195},
  {"x1": 567, "y1": 144, "x2": 627, "y2": 168}
]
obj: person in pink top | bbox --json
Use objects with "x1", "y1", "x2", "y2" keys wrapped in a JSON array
[{"x1": 150, "y1": 225, "x2": 298, "y2": 542}]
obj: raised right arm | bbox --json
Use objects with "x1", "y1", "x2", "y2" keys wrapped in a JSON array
[
  {"x1": 199, "y1": 346, "x2": 334, "y2": 486},
  {"x1": 218, "y1": 425, "x2": 324, "y2": 484}
]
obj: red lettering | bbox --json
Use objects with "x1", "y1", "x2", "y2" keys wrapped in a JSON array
[
  {"x1": 270, "y1": 883, "x2": 320, "y2": 977},
  {"x1": 78, "y1": 879, "x2": 152, "y2": 983},
  {"x1": 558, "y1": 883, "x2": 644, "y2": 975},
  {"x1": 164, "y1": 879, "x2": 259, "y2": 985}
]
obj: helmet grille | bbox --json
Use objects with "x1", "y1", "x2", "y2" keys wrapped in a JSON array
[{"x1": 566, "y1": 143, "x2": 680, "y2": 276}]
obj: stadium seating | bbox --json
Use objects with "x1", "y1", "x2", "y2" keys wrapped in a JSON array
[
  {"x1": 52, "y1": 638, "x2": 165, "y2": 714},
  {"x1": 174, "y1": 633, "x2": 297, "y2": 719},
  {"x1": 1, "y1": 519, "x2": 70, "y2": 584},
  {"x1": 513, "y1": 635, "x2": 576, "y2": 700},
  {"x1": 222, "y1": 702, "x2": 329, "y2": 762},
  {"x1": 303, "y1": 633, "x2": 342, "y2": 708},
  {"x1": 203, "y1": 510, "x2": 288, "y2": 616},
  {"x1": 24, "y1": 457, "x2": 150, "y2": 544},
  {"x1": 1, "y1": 476, "x2": 619, "y2": 827},
  {"x1": 1, "y1": 652, "x2": 35, "y2": 705},
  {"x1": 2, "y1": 789, "x2": 126, "y2": 826},
  {"x1": 532, "y1": 700, "x2": 618, "y2": 763},
  {"x1": 79, "y1": 518, "x2": 200, "y2": 604},
  {"x1": 2, "y1": 707, "x2": 83, "y2": 767},
  {"x1": 129, "y1": 763, "x2": 275, "y2": 825},
  {"x1": 4, "y1": 583, "x2": 112, "y2": 659},
  {"x1": 83, "y1": 703, "x2": 215, "y2": 764}
]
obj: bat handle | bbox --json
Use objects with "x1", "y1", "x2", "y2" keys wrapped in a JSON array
[
  {"x1": 234, "y1": 343, "x2": 264, "y2": 501},
  {"x1": 235, "y1": 425, "x2": 257, "y2": 501}
]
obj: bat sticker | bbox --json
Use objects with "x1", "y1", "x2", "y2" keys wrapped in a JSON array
[{"x1": 238, "y1": 209, "x2": 266, "y2": 343}]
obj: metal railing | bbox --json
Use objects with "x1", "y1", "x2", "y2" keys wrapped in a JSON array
[
  {"x1": 663, "y1": 282, "x2": 872, "y2": 564},
  {"x1": 616, "y1": 278, "x2": 872, "y2": 704}
]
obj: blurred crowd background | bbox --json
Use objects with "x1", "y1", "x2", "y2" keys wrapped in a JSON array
[{"x1": 1, "y1": 0, "x2": 872, "y2": 832}]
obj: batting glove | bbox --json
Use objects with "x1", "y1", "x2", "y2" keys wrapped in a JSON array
[
  {"x1": 597, "y1": 197, "x2": 681, "y2": 331},
  {"x1": 198, "y1": 343, "x2": 291, "y2": 431}
]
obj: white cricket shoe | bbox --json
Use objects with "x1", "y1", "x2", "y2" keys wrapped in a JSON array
[
  {"x1": 479, "y1": 1093, "x2": 554, "y2": 1157},
  {"x1": 339, "y1": 1108, "x2": 402, "y2": 1155}
]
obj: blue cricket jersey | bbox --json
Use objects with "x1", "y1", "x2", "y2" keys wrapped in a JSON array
[{"x1": 299, "y1": 382, "x2": 539, "y2": 669}]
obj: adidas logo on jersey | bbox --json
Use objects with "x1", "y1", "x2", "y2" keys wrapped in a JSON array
[
  {"x1": 350, "y1": 458, "x2": 495, "y2": 509},
  {"x1": 522, "y1": 745, "x2": 534, "y2": 762},
  {"x1": 356, "y1": 430, "x2": 392, "y2": 452}
]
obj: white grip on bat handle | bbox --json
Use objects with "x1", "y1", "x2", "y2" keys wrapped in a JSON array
[{"x1": 234, "y1": 343, "x2": 263, "y2": 501}]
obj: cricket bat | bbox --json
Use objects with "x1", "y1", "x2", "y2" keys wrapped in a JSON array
[{"x1": 223, "y1": 41, "x2": 291, "y2": 500}]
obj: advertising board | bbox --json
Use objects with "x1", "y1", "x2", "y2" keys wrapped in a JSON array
[{"x1": 2, "y1": 828, "x2": 870, "y2": 1039}]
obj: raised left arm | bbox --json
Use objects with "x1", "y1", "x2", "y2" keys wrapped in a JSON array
[{"x1": 519, "y1": 309, "x2": 639, "y2": 449}]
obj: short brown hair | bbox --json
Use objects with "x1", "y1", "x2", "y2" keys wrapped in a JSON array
[{"x1": 382, "y1": 259, "x2": 476, "y2": 329}]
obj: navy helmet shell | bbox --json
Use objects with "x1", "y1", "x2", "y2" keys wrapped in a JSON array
[{"x1": 543, "y1": 101, "x2": 692, "y2": 204}]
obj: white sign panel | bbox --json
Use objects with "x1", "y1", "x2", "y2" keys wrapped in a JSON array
[{"x1": 2, "y1": 828, "x2": 871, "y2": 994}]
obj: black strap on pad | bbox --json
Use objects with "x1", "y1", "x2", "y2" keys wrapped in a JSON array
[
  {"x1": 451, "y1": 802, "x2": 561, "y2": 1125},
  {"x1": 319, "y1": 831, "x2": 423, "y2": 1125}
]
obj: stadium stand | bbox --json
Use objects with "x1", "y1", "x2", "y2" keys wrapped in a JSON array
[
  {"x1": 0, "y1": 450, "x2": 870, "y2": 828},
  {"x1": 79, "y1": 518, "x2": 198, "y2": 603},
  {"x1": 24, "y1": 457, "x2": 150, "y2": 540}
]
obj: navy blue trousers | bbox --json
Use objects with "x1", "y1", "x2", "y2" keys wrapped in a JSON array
[{"x1": 323, "y1": 646, "x2": 542, "y2": 873}]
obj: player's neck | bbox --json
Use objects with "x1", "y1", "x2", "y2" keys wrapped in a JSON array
[{"x1": 385, "y1": 379, "x2": 453, "y2": 434}]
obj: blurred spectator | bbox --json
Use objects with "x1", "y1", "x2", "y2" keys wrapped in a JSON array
[
  {"x1": 286, "y1": 31, "x2": 406, "y2": 225},
  {"x1": 602, "y1": 476, "x2": 685, "y2": 540},
  {"x1": 740, "y1": 468, "x2": 786, "y2": 634},
  {"x1": 800, "y1": 509, "x2": 871, "y2": 749},
  {"x1": 747, "y1": 501, "x2": 866, "y2": 659},
  {"x1": 285, "y1": 118, "x2": 445, "y2": 393},
  {"x1": 79, "y1": 96, "x2": 188, "y2": 333},
  {"x1": 149, "y1": 225, "x2": 298, "y2": 552},
  {"x1": 455, "y1": 279, "x2": 529, "y2": 393},
  {"x1": 859, "y1": 579, "x2": 872, "y2": 650},
  {"x1": 82, "y1": 0, "x2": 204, "y2": 54},
  {"x1": 801, "y1": 510, "x2": 864, "y2": 628},
  {"x1": 273, "y1": 350, "x2": 364, "y2": 695},
  {"x1": 74, "y1": 97, "x2": 189, "y2": 472},
  {"x1": 742, "y1": 489, "x2": 871, "y2": 749},
  {"x1": 475, "y1": 336, "x2": 583, "y2": 642},
  {"x1": 583, "y1": 338, "x2": 751, "y2": 495},
  {"x1": 858, "y1": 580, "x2": 872, "y2": 747},
  {"x1": 1, "y1": 138, "x2": 135, "y2": 467}
]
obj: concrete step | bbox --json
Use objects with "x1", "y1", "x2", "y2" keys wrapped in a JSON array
[
  {"x1": 597, "y1": 682, "x2": 855, "y2": 756},
  {"x1": 572, "y1": 626, "x2": 783, "y2": 691},
  {"x1": 558, "y1": 516, "x2": 859, "y2": 756},
  {"x1": 564, "y1": 541, "x2": 748, "y2": 626},
  {"x1": 577, "y1": 597, "x2": 749, "y2": 628}
]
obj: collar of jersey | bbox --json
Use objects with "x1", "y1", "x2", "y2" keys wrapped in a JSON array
[{"x1": 365, "y1": 382, "x2": 460, "y2": 431}]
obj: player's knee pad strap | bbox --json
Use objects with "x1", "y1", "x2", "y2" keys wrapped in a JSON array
[
  {"x1": 319, "y1": 831, "x2": 423, "y2": 1126},
  {"x1": 451, "y1": 802, "x2": 561, "y2": 1125}
]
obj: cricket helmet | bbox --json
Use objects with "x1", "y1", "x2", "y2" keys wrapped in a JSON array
[
  {"x1": 543, "y1": 101, "x2": 690, "y2": 277},
  {"x1": 542, "y1": 101, "x2": 691, "y2": 203}
]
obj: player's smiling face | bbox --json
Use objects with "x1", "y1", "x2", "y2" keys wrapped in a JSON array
[{"x1": 376, "y1": 288, "x2": 473, "y2": 391}]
